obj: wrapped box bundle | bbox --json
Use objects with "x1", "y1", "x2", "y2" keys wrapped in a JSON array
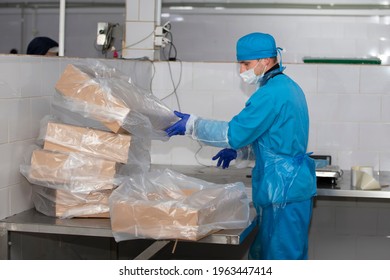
[
  {"x1": 54, "y1": 61, "x2": 178, "y2": 139},
  {"x1": 32, "y1": 185, "x2": 112, "y2": 218},
  {"x1": 110, "y1": 169, "x2": 250, "y2": 241},
  {"x1": 19, "y1": 116, "x2": 149, "y2": 218},
  {"x1": 22, "y1": 149, "x2": 121, "y2": 192},
  {"x1": 55, "y1": 63, "x2": 130, "y2": 134},
  {"x1": 43, "y1": 122, "x2": 132, "y2": 164}
]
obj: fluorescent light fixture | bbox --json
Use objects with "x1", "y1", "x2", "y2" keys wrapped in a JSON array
[
  {"x1": 161, "y1": 13, "x2": 170, "y2": 18},
  {"x1": 169, "y1": 6, "x2": 193, "y2": 10},
  {"x1": 369, "y1": 50, "x2": 379, "y2": 57}
]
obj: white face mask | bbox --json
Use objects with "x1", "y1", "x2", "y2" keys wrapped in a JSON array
[{"x1": 240, "y1": 61, "x2": 267, "y2": 85}]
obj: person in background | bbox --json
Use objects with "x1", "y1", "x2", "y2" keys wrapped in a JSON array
[
  {"x1": 164, "y1": 32, "x2": 317, "y2": 260},
  {"x1": 10, "y1": 48, "x2": 18, "y2": 54},
  {"x1": 26, "y1": 36, "x2": 59, "y2": 56}
]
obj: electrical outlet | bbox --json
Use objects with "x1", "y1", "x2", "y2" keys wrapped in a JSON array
[
  {"x1": 154, "y1": 36, "x2": 171, "y2": 47},
  {"x1": 97, "y1": 22, "x2": 108, "y2": 45},
  {"x1": 154, "y1": 36, "x2": 164, "y2": 47},
  {"x1": 155, "y1": 26, "x2": 164, "y2": 36}
]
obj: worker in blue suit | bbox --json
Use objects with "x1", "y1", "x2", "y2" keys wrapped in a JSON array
[{"x1": 165, "y1": 32, "x2": 316, "y2": 260}]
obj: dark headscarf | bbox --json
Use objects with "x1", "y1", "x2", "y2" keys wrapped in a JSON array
[{"x1": 27, "y1": 37, "x2": 58, "y2": 55}]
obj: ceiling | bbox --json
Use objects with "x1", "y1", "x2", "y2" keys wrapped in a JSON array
[
  {"x1": 1, "y1": 1, "x2": 390, "y2": 15},
  {"x1": 1, "y1": 1, "x2": 390, "y2": 8}
]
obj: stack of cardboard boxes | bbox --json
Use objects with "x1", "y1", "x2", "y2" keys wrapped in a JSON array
[
  {"x1": 23, "y1": 62, "x2": 139, "y2": 218},
  {"x1": 28, "y1": 122, "x2": 132, "y2": 218}
]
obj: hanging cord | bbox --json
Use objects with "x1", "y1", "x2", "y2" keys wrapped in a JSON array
[
  {"x1": 119, "y1": 30, "x2": 155, "y2": 51},
  {"x1": 164, "y1": 26, "x2": 177, "y2": 61},
  {"x1": 152, "y1": 25, "x2": 214, "y2": 168},
  {"x1": 161, "y1": 28, "x2": 213, "y2": 167},
  {"x1": 160, "y1": 30, "x2": 182, "y2": 111},
  {"x1": 160, "y1": 58, "x2": 182, "y2": 111},
  {"x1": 194, "y1": 143, "x2": 213, "y2": 167},
  {"x1": 148, "y1": 59, "x2": 156, "y2": 95}
]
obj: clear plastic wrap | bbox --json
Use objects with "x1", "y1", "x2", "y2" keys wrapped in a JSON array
[
  {"x1": 53, "y1": 59, "x2": 178, "y2": 140},
  {"x1": 252, "y1": 143, "x2": 316, "y2": 207},
  {"x1": 235, "y1": 145, "x2": 255, "y2": 168},
  {"x1": 37, "y1": 115, "x2": 151, "y2": 169},
  {"x1": 192, "y1": 118, "x2": 230, "y2": 148},
  {"x1": 20, "y1": 146, "x2": 127, "y2": 192},
  {"x1": 31, "y1": 185, "x2": 111, "y2": 218},
  {"x1": 109, "y1": 168, "x2": 250, "y2": 242}
]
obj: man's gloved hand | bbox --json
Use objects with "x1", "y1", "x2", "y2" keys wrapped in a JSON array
[
  {"x1": 165, "y1": 111, "x2": 190, "y2": 137},
  {"x1": 212, "y1": 148, "x2": 237, "y2": 169}
]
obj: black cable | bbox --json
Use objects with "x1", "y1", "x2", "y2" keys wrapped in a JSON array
[
  {"x1": 163, "y1": 32, "x2": 177, "y2": 61},
  {"x1": 93, "y1": 23, "x2": 120, "y2": 57},
  {"x1": 102, "y1": 23, "x2": 118, "y2": 55}
]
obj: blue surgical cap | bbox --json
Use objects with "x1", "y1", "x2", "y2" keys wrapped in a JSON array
[
  {"x1": 27, "y1": 37, "x2": 58, "y2": 55},
  {"x1": 236, "y1": 32, "x2": 277, "y2": 61}
]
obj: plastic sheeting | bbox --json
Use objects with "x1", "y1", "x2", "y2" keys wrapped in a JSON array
[
  {"x1": 31, "y1": 185, "x2": 111, "y2": 219},
  {"x1": 37, "y1": 115, "x2": 151, "y2": 169},
  {"x1": 110, "y1": 168, "x2": 250, "y2": 242},
  {"x1": 53, "y1": 59, "x2": 178, "y2": 140},
  {"x1": 19, "y1": 146, "x2": 129, "y2": 192}
]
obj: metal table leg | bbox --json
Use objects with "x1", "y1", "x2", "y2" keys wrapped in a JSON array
[
  {"x1": 133, "y1": 240, "x2": 170, "y2": 260},
  {"x1": 0, "y1": 225, "x2": 9, "y2": 260}
]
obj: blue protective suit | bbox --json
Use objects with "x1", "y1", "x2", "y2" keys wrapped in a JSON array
[{"x1": 192, "y1": 66, "x2": 317, "y2": 259}]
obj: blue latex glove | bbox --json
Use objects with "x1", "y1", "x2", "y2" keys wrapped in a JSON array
[
  {"x1": 212, "y1": 148, "x2": 237, "y2": 169},
  {"x1": 165, "y1": 111, "x2": 190, "y2": 137}
]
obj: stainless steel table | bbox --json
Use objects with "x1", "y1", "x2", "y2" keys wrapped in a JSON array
[
  {"x1": 316, "y1": 170, "x2": 390, "y2": 199},
  {"x1": 0, "y1": 204, "x2": 257, "y2": 260}
]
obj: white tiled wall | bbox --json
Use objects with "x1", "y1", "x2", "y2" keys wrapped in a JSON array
[
  {"x1": 162, "y1": 12, "x2": 390, "y2": 64},
  {"x1": 123, "y1": 0, "x2": 158, "y2": 59},
  {"x1": 1, "y1": 55, "x2": 390, "y2": 259}
]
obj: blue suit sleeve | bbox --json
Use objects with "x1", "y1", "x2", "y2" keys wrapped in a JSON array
[
  {"x1": 192, "y1": 118, "x2": 231, "y2": 148},
  {"x1": 228, "y1": 89, "x2": 277, "y2": 150}
]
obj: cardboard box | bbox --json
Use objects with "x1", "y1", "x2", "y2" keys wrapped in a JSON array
[
  {"x1": 29, "y1": 149, "x2": 118, "y2": 190},
  {"x1": 111, "y1": 188, "x2": 229, "y2": 241},
  {"x1": 43, "y1": 122, "x2": 131, "y2": 164},
  {"x1": 55, "y1": 64, "x2": 130, "y2": 133},
  {"x1": 32, "y1": 185, "x2": 111, "y2": 218},
  {"x1": 111, "y1": 201, "x2": 202, "y2": 240}
]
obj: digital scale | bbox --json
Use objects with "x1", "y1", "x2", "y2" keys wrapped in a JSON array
[
  {"x1": 316, "y1": 165, "x2": 343, "y2": 178},
  {"x1": 311, "y1": 155, "x2": 343, "y2": 187},
  {"x1": 316, "y1": 165, "x2": 343, "y2": 186}
]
